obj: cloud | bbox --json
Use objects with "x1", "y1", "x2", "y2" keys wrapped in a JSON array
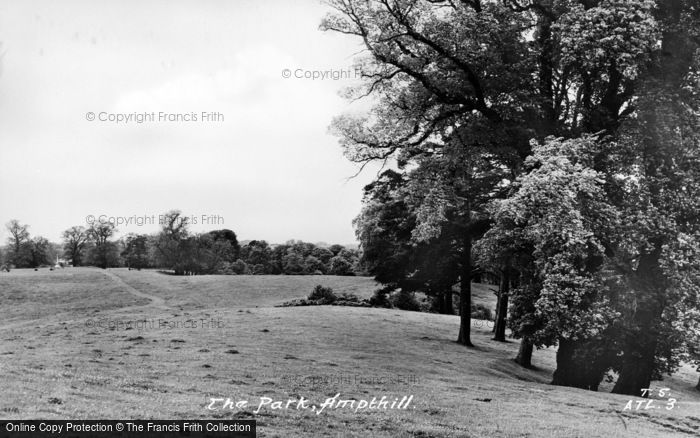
[{"x1": 114, "y1": 45, "x2": 294, "y2": 112}]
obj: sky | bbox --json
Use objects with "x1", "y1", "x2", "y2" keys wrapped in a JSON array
[{"x1": 0, "y1": 0, "x2": 381, "y2": 245}]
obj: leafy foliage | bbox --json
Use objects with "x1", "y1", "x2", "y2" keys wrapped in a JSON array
[
  {"x1": 477, "y1": 135, "x2": 619, "y2": 347},
  {"x1": 308, "y1": 285, "x2": 338, "y2": 304}
]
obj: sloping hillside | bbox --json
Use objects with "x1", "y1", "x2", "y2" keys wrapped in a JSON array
[{"x1": 0, "y1": 268, "x2": 698, "y2": 437}]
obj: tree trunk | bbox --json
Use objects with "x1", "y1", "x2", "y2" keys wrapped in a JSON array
[
  {"x1": 696, "y1": 376, "x2": 700, "y2": 391},
  {"x1": 613, "y1": 252, "x2": 665, "y2": 397},
  {"x1": 457, "y1": 229, "x2": 473, "y2": 347},
  {"x1": 612, "y1": 315, "x2": 659, "y2": 396},
  {"x1": 438, "y1": 290, "x2": 452, "y2": 314},
  {"x1": 514, "y1": 338, "x2": 533, "y2": 368},
  {"x1": 492, "y1": 289, "x2": 500, "y2": 334},
  {"x1": 443, "y1": 289, "x2": 453, "y2": 315},
  {"x1": 493, "y1": 270, "x2": 509, "y2": 342},
  {"x1": 552, "y1": 338, "x2": 579, "y2": 387},
  {"x1": 612, "y1": 346, "x2": 656, "y2": 397}
]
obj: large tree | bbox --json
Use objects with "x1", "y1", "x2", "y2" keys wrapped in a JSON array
[
  {"x1": 121, "y1": 234, "x2": 150, "y2": 270},
  {"x1": 62, "y1": 225, "x2": 89, "y2": 266},
  {"x1": 478, "y1": 135, "x2": 620, "y2": 380},
  {"x1": 153, "y1": 210, "x2": 191, "y2": 275},
  {"x1": 87, "y1": 222, "x2": 119, "y2": 269},
  {"x1": 209, "y1": 229, "x2": 241, "y2": 260},
  {"x1": 241, "y1": 240, "x2": 273, "y2": 273},
  {"x1": 5, "y1": 220, "x2": 31, "y2": 268},
  {"x1": 354, "y1": 169, "x2": 461, "y2": 314},
  {"x1": 27, "y1": 236, "x2": 51, "y2": 268},
  {"x1": 608, "y1": 48, "x2": 700, "y2": 395},
  {"x1": 354, "y1": 170, "x2": 416, "y2": 287},
  {"x1": 476, "y1": 1, "x2": 700, "y2": 394}
]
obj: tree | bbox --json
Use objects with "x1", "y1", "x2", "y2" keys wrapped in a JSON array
[
  {"x1": 476, "y1": 31, "x2": 700, "y2": 393},
  {"x1": 153, "y1": 210, "x2": 191, "y2": 274},
  {"x1": 27, "y1": 237, "x2": 51, "y2": 268},
  {"x1": 328, "y1": 244, "x2": 345, "y2": 256},
  {"x1": 329, "y1": 255, "x2": 355, "y2": 276},
  {"x1": 287, "y1": 240, "x2": 316, "y2": 259},
  {"x1": 407, "y1": 143, "x2": 500, "y2": 346},
  {"x1": 311, "y1": 247, "x2": 334, "y2": 265},
  {"x1": 180, "y1": 235, "x2": 213, "y2": 275},
  {"x1": 62, "y1": 226, "x2": 89, "y2": 266},
  {"x1": 87, "y1": 222, "x2": 119, "y2": 268},
  {"x1": 337, "y1": 249, "x2": 360, "y2": 272},
  {"x1": 492, "y1": 270, "x2": 512, "y2": 343},
  {"x1": 354, "y1": 170, "x2": 416, "y2": 285},
  {"x1": 5, "y1": 220, "x2": 31, "y2": 268},
  {"x1": 479, "y1": 135, "x2": 620, "y2": 380},
  {"x1": 685, "y1": 311, "x2": 700, "y2": 392},
  {"x1": 408, "y1": 235, "x2": 460, "y2": 315},
  {"x1": 282, "y1": 251, "x2": 305, "y2": 275},
  {"x1": 354, "y1": 170, "x2": 460, "y2": 314},
  {"x1": 242, "y1": 240, "x2": 272, "y2": 273},
  {"x1": 609, "y1": 69, "x2": 700, "y2": 395},
  {"x1": 209, "y1": 229, "x2": 241, "y2": 260},
  {"x1": 194, "y1": 232, "x2": 239, "y2": 274},
  {"x1": 269, "y1": 244, "x2": 290, "y2": 274},
  {"x1": 121, "y1": 234, "x2": 150, "y2": 270},
  {"x1": 304, "y1": 255, "x2": 326, "y2": 274}
]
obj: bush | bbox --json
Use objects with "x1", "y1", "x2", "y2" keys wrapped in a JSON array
[
  {"x1": 471, "y1": 303, "x2": 494, "y2": 321},
  {"x1": 369, "y1": 286, "x2": 393, "y2": 308},
  {"x1": 308, "y1": 285, "x2": 337, "y2": 304},
  {"x1": 278, "y1": 290, "x2": 370, "y2": 308},
  {"x1": 336, "y1": 292, "x2": 360, "y2": 304},
  {"x1": 231, "y1": 259, "x2": 249, "y2": 275},
  {"x1": 391, "y1": 290, "x2": 421, "y2": 311}
]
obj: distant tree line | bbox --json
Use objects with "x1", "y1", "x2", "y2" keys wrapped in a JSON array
[{"x1": 1, "y1": 210, "x2": 361, "y2": 276}]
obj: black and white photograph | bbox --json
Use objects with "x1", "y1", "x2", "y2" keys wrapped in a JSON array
[{"x1": 1, "y1": 0, "x2": 699, "y2": 436}]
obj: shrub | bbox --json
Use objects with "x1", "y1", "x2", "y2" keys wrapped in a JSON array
[
  {"x1": 231, "y1": 259, "x2": 249, "y2": 275},
  {"x1": 391, "y1": 290, "x2": 420, "y2": 311},
  {"x1": 278, "y1": 290, "x2": 369, "y2": 308},
  {"x1": 369, "y1": 286, "x2": 393, "y2": 308},
  {"x1": 336, "y1": 292, "x2": 360, "y2": 303},
  {"x1": 471, "y1": 303, "x2": 494, "y2": 321},
  {"x1": 308, "y1": 285, "x2": 337, "y2": 304}
]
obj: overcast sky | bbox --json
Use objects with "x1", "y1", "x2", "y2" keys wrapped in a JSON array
[{"x1": 0, "y1": 0, "x2": 380, "y2": 245}]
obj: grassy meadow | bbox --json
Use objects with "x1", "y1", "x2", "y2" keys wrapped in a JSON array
[{"x1": 0, "y1": 267, "x2": 699, "y2": 437}]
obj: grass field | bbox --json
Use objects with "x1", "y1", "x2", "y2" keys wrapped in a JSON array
[{"x1": 1, "y1": 268, "x2": 699, "y2": 437}]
